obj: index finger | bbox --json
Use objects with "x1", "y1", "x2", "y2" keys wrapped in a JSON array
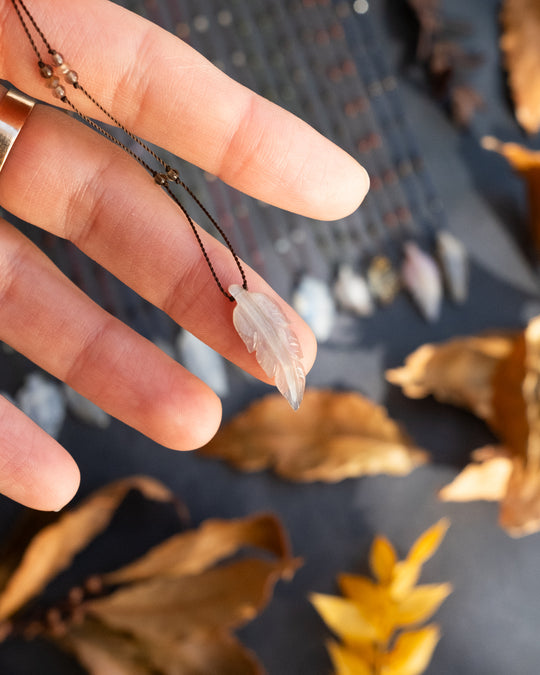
[{"x1": 0, "y1": 0, "x2": 369, "y2": 219}]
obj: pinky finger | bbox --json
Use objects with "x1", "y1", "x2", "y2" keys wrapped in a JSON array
[{"x1": 0, "y1": 395, "x2": 80, "y2": 511}]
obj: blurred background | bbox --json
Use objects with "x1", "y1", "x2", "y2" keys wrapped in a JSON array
[{"x1": 1, "y1": 0, "x2": 540, "y2": 673}]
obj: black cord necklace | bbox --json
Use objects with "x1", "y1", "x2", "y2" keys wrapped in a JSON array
[{"x1": 8, "y1": 0, "x2": 306, "y2": 409}]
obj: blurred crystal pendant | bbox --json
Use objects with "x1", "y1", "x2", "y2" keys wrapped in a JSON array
[
  {"x1": 437, "y1": 230, "x2": 469, "y2": 304},
  {"x1": 334, "y1": 264, "x2": 374, "y2": 316},
  {"x1": 292, "y1": 275, "x2": 336, "y2": 342},
  {"x1": 367, "y1": 256, "x2": 400, "y2": 305},
  {"x1": 401, "y1": 241, "x2": 443, "y2": 322}
]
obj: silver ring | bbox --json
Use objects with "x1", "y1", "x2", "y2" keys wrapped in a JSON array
[{"x1": 0, "y1": 90, "x2": 35, "y2": 173}]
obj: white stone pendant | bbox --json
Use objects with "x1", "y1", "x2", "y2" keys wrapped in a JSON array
[
  {"x1": 229, "y1": 285, "x2": 306, "y2": 410},
  {"x1": 401, "y1": 242, "x2": 443, "y2": 322}
]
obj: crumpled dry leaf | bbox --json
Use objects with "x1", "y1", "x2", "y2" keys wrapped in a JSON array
[
  {"x1": 439, "y1": 447, "x2": 513, "y2": 502},
  {"x1": 311, "y1": 521, "x2": 450, "y2": 675},
  {"x1": 0, "y1": 478, "x2": 297, "y2": 674},
  {"x1": 500, "y1": 0, "x2": 540, "y2": 134},
  {"x1": 0, "y1": 476, "x2": 179, "y2": 622},
  {"x1": 481, "y1": 137, "x2": 540, "y2": 255},
  {"x1": 85, "y1": 557, "x2": 298, "y2": 644},
  {"x1": 386, "y1": 333, "x2": 517, "y2": 420},
  {"x1": 63, "y1": 618, "x2": 261, "y2": 675},
  {"x1": 102, "y1": 513, "x2": 289, "y2": 585},
  {"x1": 392, "y1": 315, "x2": 540, "y2": 536},
  {"x1": 200, "y1": 389, "x2": 428, "y2": 481}
]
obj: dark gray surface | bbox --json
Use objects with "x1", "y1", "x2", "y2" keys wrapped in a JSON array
[{"x1": 1, "y1": 0, "x2": 540, "y2": 673}]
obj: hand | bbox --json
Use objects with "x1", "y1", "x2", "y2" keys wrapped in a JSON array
[{"x1": 0, "y1": 0, "x2": 369, "y2": 510}]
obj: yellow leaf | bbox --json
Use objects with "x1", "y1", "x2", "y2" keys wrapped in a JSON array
[
  {"x1": 381, "y1": 625, "x2": 441, "y2": 675},
  {"x1": 327, "y1": 640, "x2": 373, "y2": 675},
  {"x1": 370, "y1": 536, "x2": 398, "y2": 585},
  {"x1": 394, "y1": 584, "x2": 453, "y2": 627},
  {"x1": 406, "y1": 519, "x2": 450, "y2": 568},
  {"x1": 310, "y1": 593, "x2": 379, "y2": 645},
  {"x1": 391, "y1": 520, "x2": 449, "y2": 598},
  {"x1": 338, "y1": 574, "x2": 395, "y2": 643},
  {"x1": 201, "y1": 389, "x2": 428, "y2": 482},
  {"x1": 339, "y1": 574, "x2": 384, "y2": 604}
]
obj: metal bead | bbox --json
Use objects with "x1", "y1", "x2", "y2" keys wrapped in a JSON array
[
  {"x1": 52, "y1": 84, "x2": 66, "y2": 99},
  {"x1": 64, "y1": 70, "x2": 78, "y2": 85},
  {"x1": 58, "y1": 63, "x2": 70, "y2": 75},
  {"x1": 52, "y1": 51, "x2": 64, "y2": 66},
  {"x1": 154, "y1": 173, "x2": 167, "y2": 185},
  {"x1": 47, "y1": 75, "x2": 60, "y2": 88},
  {"x1": 166, "y1": 167, "x2": 179, "y2": 181},
  {"x1": 39, "y1": 63, "x2": 53, "y2": 78}
]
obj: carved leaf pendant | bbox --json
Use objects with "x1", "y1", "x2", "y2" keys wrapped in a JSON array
[{"x1": 229, "y1": 285, "x2": 306, "y2": 410}]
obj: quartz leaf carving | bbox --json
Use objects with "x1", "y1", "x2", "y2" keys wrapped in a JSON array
[{"x1": 230, "y1": 285, "x2": 305, "y2": 410}]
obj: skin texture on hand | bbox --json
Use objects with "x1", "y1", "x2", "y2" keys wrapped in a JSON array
[{"x1": 0, "y1": 0, "x2": 369, "y2": 510}]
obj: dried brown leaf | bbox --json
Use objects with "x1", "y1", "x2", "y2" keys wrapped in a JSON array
[
  {"x1": 142, "y1": 631, "x2": 262, "y2": 675},
  {"x1": 63, "y1": 618, "x2": 263, "y2": 675},
  {"x1": 500, "y1": 0, "x2": 540, "y2": 134},
  {"x1": 489, "y1": 335, "x2": 528, "y2": 456},
  {"x1": 439, "y1": 447, "x2": 513, "y2": 502},
  {"x1": 200, "y1": 389, "x2": 428, "y2": 482},
  {"x1": 0, "y1": 476, "x2": 178, "y2": 621},
  {"x1": 499, "y1": 459, "x2": 540, "y2": 536},
  {"x1": 481, "y1": 137, "x2": 540, "y2": 254},
  {"x1": 435, "y1": 316, "x2": 540, "y2": 535},
  {"x1": 61, "y1": 618, "x2": 152, "y2": 675},
  {"x1": 102, "y1": 513, "x2": 290, "y2": 586},
  {"x1": 386, "y1": 334, "x2": 517, "y2": 419},
  {"x1": 86, "y1": 557, "x2": 298, "y2": 644}
]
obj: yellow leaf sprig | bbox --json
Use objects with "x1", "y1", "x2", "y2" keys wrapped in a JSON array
[{"x1": 311, "y1": 519, "x2": 451, "y2": 675}]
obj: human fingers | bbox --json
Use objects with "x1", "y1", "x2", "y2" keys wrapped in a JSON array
[
  {"x1": 0, "y1": 217, "x2": 222, "y2": 454},
  {"x1": 0, "y1": 394, "x2": 79, "y2": 510},
  {"x1": 0, "y1": 0, "x2": 369, "y2": 219},
  {"x1": 0, "y1": 94, "x2": 317, "y2": 380}
]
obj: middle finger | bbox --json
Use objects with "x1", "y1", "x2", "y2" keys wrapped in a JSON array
[{"x1": 0, "y1": 98, "x2": 317, "y2": 378}]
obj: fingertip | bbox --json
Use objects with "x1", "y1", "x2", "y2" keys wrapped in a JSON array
[
  {"x1": 0, "y1": 401, "x2": 81, "y2": 511},
  {"x1": 323, "y1": 153, "x2": 370, "y2": 221},
  {"x1": 47, "y1": 456, "x2": 81, "y2": 512},
  {"x1": 149, "y1": 379, "x2": 223, "y2": 452}
]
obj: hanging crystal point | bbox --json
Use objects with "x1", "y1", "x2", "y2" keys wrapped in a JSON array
[
  {"x1": 334, "y1": 264, "x2": 374, "y2": 316},
  {"x1": 401, "y1": 242, "x2": 443, "y2": 322},
  {"x1": 230, "y1": 285, "x2": 306, "y2": 410},
  {"x1": 437, "y1": 231, "x2": 469, "y2": 304}
]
